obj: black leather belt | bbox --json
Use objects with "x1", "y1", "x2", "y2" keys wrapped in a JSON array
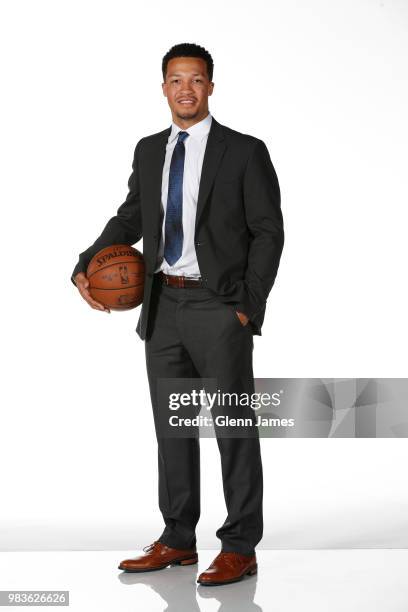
[{"x1": 157, "y1": 271, "x2": 205, "y2": 288}]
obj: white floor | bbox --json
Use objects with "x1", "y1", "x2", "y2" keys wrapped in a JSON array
[{"x1": 0, "y1": 549, "x2": 407, "y2": 611}]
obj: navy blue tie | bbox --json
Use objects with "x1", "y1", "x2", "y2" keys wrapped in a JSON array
[{"x1": 164, "y1": 130, "x2": 189, "y2": 266}]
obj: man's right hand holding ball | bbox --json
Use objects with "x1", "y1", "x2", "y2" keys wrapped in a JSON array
[{"x1": 74, "y1": 272, "x2": 110, "y2": 313}]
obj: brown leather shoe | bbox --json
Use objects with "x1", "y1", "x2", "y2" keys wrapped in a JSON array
[
  {"x1": 197, "y1": 551, "x2": 257, "y2": 586},
  {"x1": 118, "y1": 540, "x2": 198, "y2": 572}
]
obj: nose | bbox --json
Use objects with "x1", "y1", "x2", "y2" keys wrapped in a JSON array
[{"x1": 179, "y1": 81, "x2": 195, "y2": 94}]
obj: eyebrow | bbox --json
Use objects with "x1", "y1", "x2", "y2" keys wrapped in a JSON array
[{"x1": 168, "y1": 73, "x2": 204, "y2": 77}]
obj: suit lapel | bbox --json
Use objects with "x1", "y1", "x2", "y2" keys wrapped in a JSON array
[
  {"x1": 143, "y1": 126, "x2": 171, "y2": 234},
  {"x1": 194, "y1": 116, "x2": 227, "y2": 231}
]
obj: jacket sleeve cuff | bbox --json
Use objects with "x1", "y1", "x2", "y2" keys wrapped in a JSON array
[
  {"x1": 71, "y1": 261, "x2": 87, "y2": 287},
  {"x1": 233, "y1": 281, "x2": 266, "y2": 321}
]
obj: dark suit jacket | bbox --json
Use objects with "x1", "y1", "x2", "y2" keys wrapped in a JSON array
[{"x1": 71, "y1": 116, "x2": 284, "y2": 340}]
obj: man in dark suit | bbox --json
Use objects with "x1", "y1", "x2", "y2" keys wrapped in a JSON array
[{"x1": 72, "y1": 42, "x2": 284, "y2": 586}]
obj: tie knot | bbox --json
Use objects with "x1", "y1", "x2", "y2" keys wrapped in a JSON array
[{"x1": 177, "y1": 131, "x2": 189, "y2": 143}]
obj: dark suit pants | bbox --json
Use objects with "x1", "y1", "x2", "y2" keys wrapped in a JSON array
[{"x1": 144, "y1": 273, "x2": 263, "y2": 556}]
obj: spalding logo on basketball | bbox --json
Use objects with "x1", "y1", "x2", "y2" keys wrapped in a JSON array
[{"x1": 87, "y1": 244, "x2": 145, "y2": 310}]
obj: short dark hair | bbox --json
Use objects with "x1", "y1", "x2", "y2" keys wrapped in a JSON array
[{"x1": 162, "y1": 43, "x2": 214, "y2": 81}]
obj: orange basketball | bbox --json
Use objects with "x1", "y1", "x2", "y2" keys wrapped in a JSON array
[{"x1": 86, "y1": 244, "x2": 145, "y2": 310}]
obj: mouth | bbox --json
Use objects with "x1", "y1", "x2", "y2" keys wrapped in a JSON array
[{"x1": 177, "y1": 99, "x2": 196, "y2": 106}]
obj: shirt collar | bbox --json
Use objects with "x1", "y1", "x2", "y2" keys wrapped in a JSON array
[{"x1": 168, "y1": 112, "x2": 212, "y2": 144}]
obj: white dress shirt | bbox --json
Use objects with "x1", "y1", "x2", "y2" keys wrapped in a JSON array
[{"x1": 155, "y1": 112, "x2": 213, "y2": 278}]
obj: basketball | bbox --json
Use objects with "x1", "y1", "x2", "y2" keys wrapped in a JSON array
[{"x1": 86, "y1": 244, "x2": 145, "y2": 310}]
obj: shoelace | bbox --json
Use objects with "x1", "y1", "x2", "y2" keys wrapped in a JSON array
[{"x1": 143, "y1": 540, "x2": 159, "y2": 553}]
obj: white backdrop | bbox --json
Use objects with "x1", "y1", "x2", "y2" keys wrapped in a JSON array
[{"x1": 1, "y1": 0, "x2": 407, "y2": 550}]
